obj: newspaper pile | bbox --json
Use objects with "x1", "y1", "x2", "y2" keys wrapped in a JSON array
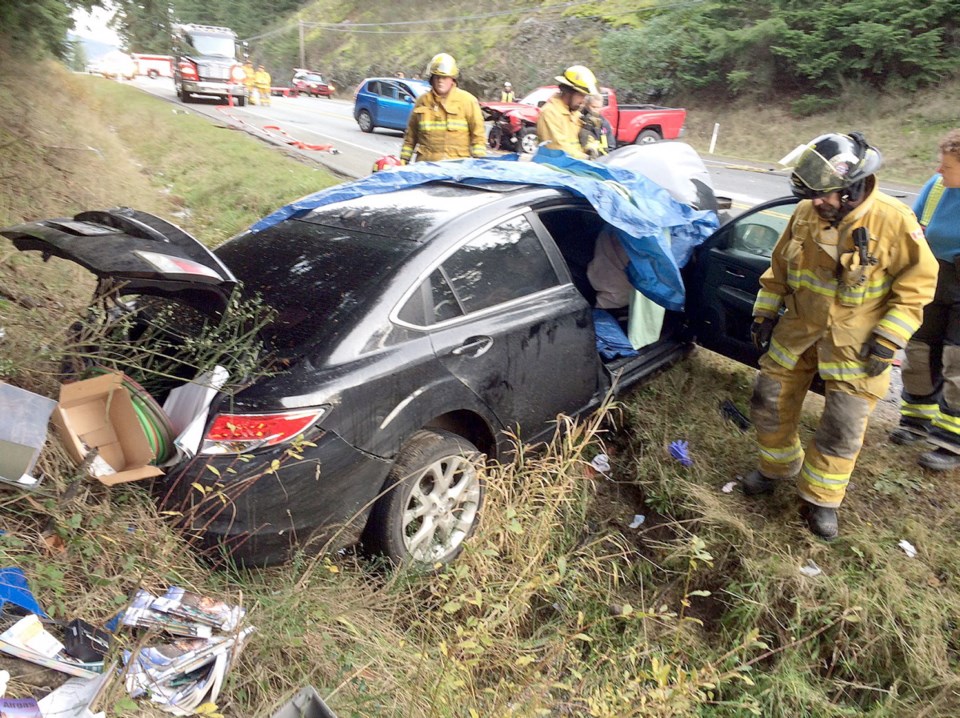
[{"x1": 121, "y1": 587, "x2": 254, "y2": 716}]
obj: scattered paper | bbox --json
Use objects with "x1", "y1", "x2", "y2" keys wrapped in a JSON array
[
  {"x1": 37, "y1": 667, "x2": 112, "y2": 718},
  {"x1": 0, "y1": 669, "x2": 8, "y2": 698},
  {"x1": 898, "y1": 539, "x2": 917, "y2": 558},
  {"x1": 721, "y1": 481, "x2": 738, "y2": 493},
  {"x1": 798, "y1": 560, "x2": 822, "y2": 578},
  {"x1": 628, "y1": 514, "x2": 646, "y2": 529},
  {"x1": 589, "y1": 453, "x2": 611, "y2": 476}
]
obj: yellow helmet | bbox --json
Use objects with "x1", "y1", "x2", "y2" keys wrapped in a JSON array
[
  {"x1": 555, "y1": 65, "x2": 598, "y2": 95},
  {"x1": 426, "y1": 53, "x2": 459, "y2": 79}
]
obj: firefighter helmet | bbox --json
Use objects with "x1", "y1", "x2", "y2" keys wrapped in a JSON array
[
  {"x1": 555, "y1": 65, "x2": 598, "y2": 96},
  {"x1": 372, "y1": 154, "x2": 402, "y2": 173},
  {"x1": 426, "y1": 53, "x2": 459, "y2": 79},
  {"x1": 788, "y1": 132, "x2": 883, "y2": 200}
]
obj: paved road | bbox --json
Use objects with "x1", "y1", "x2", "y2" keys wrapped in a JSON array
[{"x1": 132, "y1": 76, "x2": 921, "y2": 207}]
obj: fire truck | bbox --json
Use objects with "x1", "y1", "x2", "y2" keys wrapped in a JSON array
[
  {"x1": 131, "y1": 53, "x2": 174, "y2": 79},
  {"x1": 172, "y1": 24, "x2": 247, "y2": 106}
]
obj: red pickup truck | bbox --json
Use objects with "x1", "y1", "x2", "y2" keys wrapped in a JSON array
[{"x1": 482, "y1": 86, "x2": 686, "y2": 155}]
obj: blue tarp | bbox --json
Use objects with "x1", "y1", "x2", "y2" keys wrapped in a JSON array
[{"x1": 246, "y1": 150, "x2": 719, "y2": 310}]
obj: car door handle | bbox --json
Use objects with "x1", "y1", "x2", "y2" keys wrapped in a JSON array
[
  {"x1": 450, "y1": 336, "x2": 493, "y2": 357},
  {"x1": 724, "y1": 268, "x2": 747, "y2": 279}
]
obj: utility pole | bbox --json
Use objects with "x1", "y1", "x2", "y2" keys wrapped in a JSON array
[{"x1": 298, "y1": 20, "x2": 305, "y2": 69}]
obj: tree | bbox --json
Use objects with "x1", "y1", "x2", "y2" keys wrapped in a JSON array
[
  {"x1": 112, "y1": 0, "x2": 174, "y2": 53},
  {"x1": 0, "y1": 0, "x2": 104, "y2": 59}
]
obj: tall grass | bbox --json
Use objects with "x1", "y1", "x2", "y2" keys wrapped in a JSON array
[{"x1": 3, "y1": 50, "x2": 960, "y2": 717}]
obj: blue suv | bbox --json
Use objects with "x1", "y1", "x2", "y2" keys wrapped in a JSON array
[{"x1": 353, "y1": 77, "x2": 431, "y2": 133}]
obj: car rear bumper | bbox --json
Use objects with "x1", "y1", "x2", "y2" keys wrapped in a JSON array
[{"x1": 157, "y1": 428, "x2": 392, "y2": 567}]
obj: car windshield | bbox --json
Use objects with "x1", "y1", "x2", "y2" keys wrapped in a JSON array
[
  {"x1": 185, "y1": 32, "x2": 235, "y2": 58},
  {"x1": 303, "y1": 73, "x2": 323, "y2": 82},
  {"x1": 215, "y1": 223, "x2": 419, "y2": 355},
  {"x1": 403, "y1": 82, "x2": 430, "y2": 98},
  {"x1": 519, "y1": 87, "x2": 555, "y2": 107}
]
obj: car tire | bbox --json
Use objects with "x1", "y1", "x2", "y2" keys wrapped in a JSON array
[
  {"x1": 178, "y1": 86, "x2": 191, "y2": 103},
  {"x1": 147, "y1": 69, "x2": 159, "y2": 79},
  {"x1": 517, "y1": 127, "x2": 539, "y2": 154},
  {"x1": 635, "y1": 129, "x2": 662, "y2": 144},
  {"x1": 237, "y1": 95, "x2": 246, "y2": 107},
  {"x1": 357, "y1": 109, "x2": 374, "y2": 133},
  {"x1": 363, "y1": 430, "x2": 484, "y2": 567}
]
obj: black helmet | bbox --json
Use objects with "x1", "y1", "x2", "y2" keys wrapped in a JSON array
[{"x1": 789, "y1": 131, "x2": 882, "y2": 200}]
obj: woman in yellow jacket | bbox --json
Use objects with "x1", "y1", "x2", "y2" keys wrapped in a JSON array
[
  {"x1": 743, "y1": 132, "x2": 938, "y2": 540},
  {"x1": 400, "y1": 54, "x2": 486, "y2": 163}
]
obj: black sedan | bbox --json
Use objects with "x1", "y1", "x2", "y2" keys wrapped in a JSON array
[{"x1": 0, "y1": 152, "x2": 799, "y2": 568}]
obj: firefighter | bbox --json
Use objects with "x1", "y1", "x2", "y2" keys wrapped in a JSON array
[
  {"x1": 536, "y1": 65, "x2": 598, "y2": 159},
  {"x1": 578, "y1": 94, "x2": 609, "y2": 159},
  {"x1": 242, "y1": 59, "x2": 255, "y2": 101},
  {"x1": 742, "y1": 132, "x2": 938, "y2": 540},
  {"x1": 891, "y1": 129, "x2": 960, "y2": 469},
  {"x1": 254, "y1": 64, "x2": 271, "y2": 106},
  {"x1": 400, "y1": 53, "x2": 486, "y2": 163},
  {"x1": 500, "y1": 81, "x2": 515, "y2": 103}
]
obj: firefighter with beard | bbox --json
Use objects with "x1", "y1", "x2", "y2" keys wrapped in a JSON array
[
  {"x1": 741, "y1": 132, "x2": 937, "y2": 540},
  {"x1": 536, "y1": 65, "x2": 598, "y2": 159},
  {"x1": 400, "y1": 53, "x2": 486, "y2": 163}
]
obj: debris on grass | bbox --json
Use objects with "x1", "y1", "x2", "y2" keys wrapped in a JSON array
[
  {"x1": 668, "y1": 440, "x2": 693, "y2": 467},
  {"x1": 589, "y1": 453, "x2": 611, "y2": 477},
  {"x1": 799, "y1": 559, "x2": 822, "y2": 577},
  {"x1": 721, "y1": 481, "x2": 738, "y2": 493},
  {"x1": 898, "y1": 539, "x2": 918, "y2": 558},
  {"x1": 719, "y1": 398, "x2": 751, "y2": 431},
  {"x1": 628, "y1": 514, "x2": 646, "y2": 529}
]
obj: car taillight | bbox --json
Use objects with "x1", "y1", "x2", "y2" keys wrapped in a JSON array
[
  {"x1": 230, "y1": 64, "x2": 245, "y2": 83},
  {"x1": 179, "y1": 61, "x2": 198, "y2": 80},
  {"x1": 134, "y1": 250, "x2": 223, "y2": 280},
  {"x1": 200, "y1": 408, "x2": 329, "y2": 455}
]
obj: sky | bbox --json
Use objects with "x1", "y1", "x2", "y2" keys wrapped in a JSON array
[{"x1": 71, "y1": 3, "x2": 121, "y2": 45}]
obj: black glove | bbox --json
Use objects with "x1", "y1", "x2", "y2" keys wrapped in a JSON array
[
  {"x1": 750, "y1": 317, "x2": 776, "y2": 352},
  {"x1": 859, "y1": 334, "x2": 897, "y2": 377}
]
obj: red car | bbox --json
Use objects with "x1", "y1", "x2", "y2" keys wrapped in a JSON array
[
  {"x1": 291, "y1": 69, "x2": 334, "y2": 97},
  {"x1": 482, "y1": 86, "x2": 686, "y2": 154}
]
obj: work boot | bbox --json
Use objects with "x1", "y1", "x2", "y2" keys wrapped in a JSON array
[
  {"x1": 890, "y1": 424, "x2": 927, "y2": 445},
  {"x1": 740, "y1": 470, "x2": 776, "y2": 496},
  {"x1": 918, "y1": 447, "x2": 960, "y2": 471},
  {"x1": 803, "y1": 503, "x2": 838, "y2": 541}
]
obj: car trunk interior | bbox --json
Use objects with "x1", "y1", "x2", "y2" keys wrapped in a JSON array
[{"x1": 536, "y1": 207, "x2": 688, "y2": 374}]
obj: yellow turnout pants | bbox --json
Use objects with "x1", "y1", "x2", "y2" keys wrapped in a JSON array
[{"x1": 751, "y1": 344, "x2": 889, "y2": 508}]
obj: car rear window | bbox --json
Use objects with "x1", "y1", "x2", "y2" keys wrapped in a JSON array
[{"x1": 216, "y1": 222, "x2": 419, "y2": 354}]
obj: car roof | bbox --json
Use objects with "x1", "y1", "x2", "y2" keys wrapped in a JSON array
[
  {"x1": 363, "y1": 77, "x2": 431, "y2": 87},
  {"x1": 292, "y1": 182, "x2": 561, "y2": 241}
]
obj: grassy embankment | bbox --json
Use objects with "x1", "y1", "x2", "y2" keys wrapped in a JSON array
[{"x1": 2, "y1": 53, "x2": 960, "y2": 717}]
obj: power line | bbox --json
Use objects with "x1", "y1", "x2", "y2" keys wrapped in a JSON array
[{"x1": 242, "y1": 0, "x2": 705, "y2": 43}]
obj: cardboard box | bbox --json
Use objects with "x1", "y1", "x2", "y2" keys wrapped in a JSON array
[
  {"x1": 52, "y1": 372, "x2": 164, "y2": 486},
  {"x1": 0, "y1": 383, "x2": 57, "y2": 488}
]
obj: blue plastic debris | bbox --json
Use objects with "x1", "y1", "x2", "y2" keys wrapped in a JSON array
[
  {"x1": 0, "y1": 567, "x2": 47, "y2": 617},
  {"x1": 668, "y1": 440, "x2": 693, "y2": 467}
]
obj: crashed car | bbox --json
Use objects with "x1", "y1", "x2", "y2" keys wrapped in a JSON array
[
  {"x1": 0, "y1": 144, "x2": 798, "y2": 568},
  {"x1": 291, "y1": 69, "x2": 334, "y2": 97}
]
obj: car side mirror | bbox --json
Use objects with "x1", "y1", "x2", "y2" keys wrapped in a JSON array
[{"x1": 402, "y1": 94, "x2": 412, "y2": 103}]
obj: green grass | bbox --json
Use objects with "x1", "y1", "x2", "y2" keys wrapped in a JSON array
[{"x1": 3, "y1": 50, "x2": 960, "y2": 717}]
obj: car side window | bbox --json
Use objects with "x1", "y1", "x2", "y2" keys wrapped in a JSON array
[
  {"x1": 381, "y1": 82, "x2": 401, "y2": 100},
  {"x1": 441, "y1": 215, "x2": 558, "y2": 314},
  {"x1": 397, "y1": 270, "x2": 463, "y2": 326},
  {"x1": 367, "y1": 80, "x2": 381, "y2": 95},
  {"x1": 726, "y1": 203, "x2": 795, "y2": 257}
]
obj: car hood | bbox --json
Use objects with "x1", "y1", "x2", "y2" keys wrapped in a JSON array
[{"x1": 0, "y1": 208, "x2": 237, "y2": 316}]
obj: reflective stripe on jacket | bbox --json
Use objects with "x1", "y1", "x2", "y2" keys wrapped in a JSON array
[
  {"x1": 752, "y1": 183, "x2": 937, "y2": 371},
  {"x1": 536, "y1": 95, "x2": 586, "y2": 159},
  {"x1": 400, "y1": 87, "x2": 487, "y2": 163}
]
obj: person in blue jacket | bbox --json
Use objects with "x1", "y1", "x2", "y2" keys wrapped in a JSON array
[{"x1": 891, "y1": 129, "x2": 960, "y2": 469}]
